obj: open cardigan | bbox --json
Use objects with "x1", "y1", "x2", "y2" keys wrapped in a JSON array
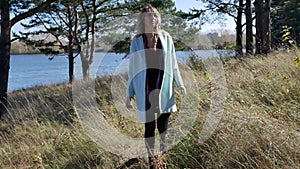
[{"x1": 126, "y1": 30, "x2": 184, "y2": 123}]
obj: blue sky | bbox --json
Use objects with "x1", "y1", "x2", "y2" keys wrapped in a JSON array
[{"x1": 173, "y1": 0, "x2": 236, "y2": 33}]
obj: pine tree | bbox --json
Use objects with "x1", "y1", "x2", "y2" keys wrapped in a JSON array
[
  {"x1": 271, "y1": 0, "x2": 300, "y2": 46},
  {"x1": 183, "y1": 0, "x2": 245, "y2": 56},
  {"x1": 0, "y1": 0, "x2": 56, "y2": 118}
]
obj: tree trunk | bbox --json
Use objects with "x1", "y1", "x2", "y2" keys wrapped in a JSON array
[
  {"x1": 262, "y1": 0, "x2": 271, "y2": 54},
  {"x1": 0, "y1": 0, "x2": 55, "y2": 118},
  {"x1": 88, "y1": 5, "x2": 96, "y2": 79},
  {"x1": 80, "y1": 57, "x2": 90, "y2": 80},
  {"x1": 245, "y1": 0, "x2": 254, "y2": 55},
  {"x1": 236, "y1": 0, "x2": 243, "y2": 56},
  {"x1": 79, "y1": 1, "x2": 97, "y2": 80},
  {"x1": 68, "y1": 55, "x2": 74, "y2": 82},
  {"x1": 0, "y1": 0, "x2": 11, "y2": 117},
  {"x1": 81, "y1": 17, "x2": 96, "y2": 81},
  {"x1": 67, "y1": 7, "x2": 74, "y2": 83},
  {"x1": 254, "y1": 0, "x2": 264, "y2": 54}
]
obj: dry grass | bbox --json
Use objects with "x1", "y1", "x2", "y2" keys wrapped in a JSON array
[{"x1": 0, "y1": 51, "x2": 299, "y2": 168}]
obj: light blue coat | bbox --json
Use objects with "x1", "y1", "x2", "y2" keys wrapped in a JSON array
[{"x1": 127, "y1": 30, "x2": 184, "y2": 122}]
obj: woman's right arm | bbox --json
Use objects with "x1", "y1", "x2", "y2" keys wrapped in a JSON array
[{"x1": 126, "y1": 39, "x2": 136, "y2": 108}]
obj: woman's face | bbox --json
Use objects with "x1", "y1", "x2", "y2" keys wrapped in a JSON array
[{"x1": 144, "y1": 12, "x2": 158, "y2": 31}]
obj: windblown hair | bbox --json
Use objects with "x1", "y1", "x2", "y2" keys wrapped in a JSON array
[{"x1": 136, "y1": 4, "x2": 161, "y2": 36}]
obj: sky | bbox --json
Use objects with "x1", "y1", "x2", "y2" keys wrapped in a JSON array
[{"x1": 173, "y1": 0, "x2": 236, "y2": 34}]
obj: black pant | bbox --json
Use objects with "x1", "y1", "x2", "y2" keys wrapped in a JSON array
[{"x1": 144, "y1": 112, "x2": 171, "y2": 157}]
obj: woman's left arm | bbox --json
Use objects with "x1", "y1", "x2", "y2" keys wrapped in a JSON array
[{"x1": 170, "y1": 37, "x2": 186, "y2": 95}]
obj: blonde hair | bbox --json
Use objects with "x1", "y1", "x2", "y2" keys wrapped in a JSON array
[{"x1": 136, "y1": 4, "x2": 161, "y2": 36}]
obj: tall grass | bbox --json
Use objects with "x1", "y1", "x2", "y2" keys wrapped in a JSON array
[{"x1": 0, "y1": 51, "x2": 299, "y2": 168}]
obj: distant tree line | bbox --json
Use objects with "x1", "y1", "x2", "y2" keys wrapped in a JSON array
[{"x1": 10, "y1": 30, "x2": 236, "y2": 54}]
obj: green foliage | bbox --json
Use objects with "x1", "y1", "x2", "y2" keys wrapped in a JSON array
[
  {"x1": 11, "y1": 0, "x2": 199, "y2": 54},
  {"x1": 222, "y1": 41, "x2": 235, "y2": 50},
  {"x1": 14, "y1": 0, "x2": 134, "y2": 56},
  {"x1": 98, "y1": 14, "x2": 135, "y2": 53},
  {"x1": 271, "y1": 0, "x2": 300, "y2": 47},
  {"x1": 128, "y1": 0, "x2": 176, "y2": 13},
  {"x1": 180, "y1": 0, "x2": 243, "y2": 55},
  {"x1": 110, "y1": 37, "x2": 131, "y2": 54},
  {"x1": 183, "y1": 0, "x2": 237, "y2": 26},
  {"x1": 162, "y1": 12, "x2": 200, "y2": 50},
  {"x1": 9, "y1": 0, "x2": 51, "y2": 14},
  {"x1": 173, "y1": 40, "x2": 191, "y2": 51},
  {"x1": 14, "y1": 0, "x2": 83, "y2": 56},
  {"x1": 100, "y1": 0, "x2": 199, "y2": 53}
]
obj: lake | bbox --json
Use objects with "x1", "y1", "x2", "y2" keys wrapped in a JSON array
[{"x1": 9, "y1": 50, "x2": 229, "y2": 92}]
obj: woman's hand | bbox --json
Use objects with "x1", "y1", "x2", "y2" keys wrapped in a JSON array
[
  {"x1": 126, "y1": 96, "x2": 133, "y2": 109},
  {"x1": 179, "y1": 86, "x2": 186, "y2": 95}
]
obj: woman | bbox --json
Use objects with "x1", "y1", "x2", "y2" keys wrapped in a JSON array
[{"x1": 125, "y1": 4, "x2": 186, "y2": 168}]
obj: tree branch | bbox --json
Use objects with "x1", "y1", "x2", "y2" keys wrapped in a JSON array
[
  {"x1": 11, "y1": 0, "x2": 57, "y2": 26},
  {"x1": 95, "y1": 0, "x2": 111, "y2": 9},
  {"x1": 205, "y1": 0, "x2": 242, "y2": 19}
]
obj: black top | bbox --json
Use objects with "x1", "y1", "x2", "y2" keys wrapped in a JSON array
[{"x1": 142, "y1": 34, "x2": 165, "y2": 112}]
